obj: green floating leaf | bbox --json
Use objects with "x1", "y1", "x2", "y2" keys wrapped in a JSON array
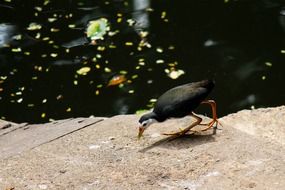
[
  {"x1": 76, "y1": 67, "x2": 91, "y2": 75},
  {"x1": 166, "y1": 69, "x2": 185, "y2": 79},
  {"x1": 86, "y1": 18, "x2": 110, "y2": 41},
  {"x1": 27, "y1": 23, "x2": 42, "y2": 31}
]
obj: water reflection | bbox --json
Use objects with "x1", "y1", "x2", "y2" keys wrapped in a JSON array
[
  {"x1": 0, "y1": 0, "x2": 285, "y2": 123},
  {"x1": 132, "y1": 0, "x2": 150, "y2": 32}
]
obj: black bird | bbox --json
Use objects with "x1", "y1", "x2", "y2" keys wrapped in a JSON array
[{"x1": 138, "y1": 79, "x2": 221, "y2": 138}]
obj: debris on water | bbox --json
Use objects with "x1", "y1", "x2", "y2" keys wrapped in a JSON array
[
  {"x1": 17, "y1": 98, "x2": 23, "y2": 103},
  {"x1": 125, "y1": 42, "x2": 133, "y2": 46},
  {"x1": 76, "y1": 67, "x2": 91, "y2": 75},
  {"x1": 48, "y1": 18, "x2": 57, "y2": 23},
  {"x1": 127, "y1": 19, "x2": 135, "y2": 26},
  {"x1": 41, "y1": 113, "x2": 46, "y2": 118},
  {"x1": 128, "y1": 90, "x2": 135, "y2": 94},
  {"x1": 11, "y1": 48, "x2": 21, "y2": 52},
  {"x1": 156, "y1": 47, "x2": 163, "y2": 53},
  {"x1": 156, "y1": 59, "x2": 164, "y2": 64},
  {"x1": 165, "y1": 69, "x2": 185, "y2": 79},
  {"x1": 265, "y1": 62, "x2": 272, "y2": 67},
  {"x1": 50, "y1": 53, "x2": 58, "y2": 57},
  {"x1": 104, "y1": 67, "x2": 112, "y2": 73},
  {"x1": 107, "y1": 75, "x2": 127, "y2": 86},
  {"x1": 50, "y1": 28, "x2": 60, "y2": 32},
  {"x1": 26, "y1": 23, "x2": 42, "y2": 31},
  {"x1": 86, "y1": 18, "x2": 110, "y2": 42},
  {"x1": 56, "y1": 95, "x2": 63, "y2": 100},
  {"x1": 161, "y1": 11, "x2": 167, "y2": 19}
]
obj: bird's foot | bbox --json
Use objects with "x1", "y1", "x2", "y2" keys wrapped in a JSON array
[{"x1": 200, "y1": 118, "x2": 223, "y2": 131}]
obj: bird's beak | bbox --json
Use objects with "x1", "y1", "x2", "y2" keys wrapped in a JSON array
[{"x1": 138, "y1": 126, "x2": 145, "y2": 139}]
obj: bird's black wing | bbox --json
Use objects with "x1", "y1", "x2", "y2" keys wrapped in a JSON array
[{"x1": 153, "y1": 80, "x2": 214, "y2": 119}]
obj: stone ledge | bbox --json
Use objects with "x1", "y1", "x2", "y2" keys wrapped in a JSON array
[{"x1": 0, "y1": 106, "x2": 284, "y2": 190}]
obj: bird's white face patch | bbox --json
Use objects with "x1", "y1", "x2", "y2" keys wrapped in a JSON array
[{"x1": 140, "y1": 118, "x2": 157, "y2": 129}]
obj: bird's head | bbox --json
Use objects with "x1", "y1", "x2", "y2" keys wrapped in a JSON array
[{"x1": 138, "y1": 112, "x2": 158, "y2": 139}]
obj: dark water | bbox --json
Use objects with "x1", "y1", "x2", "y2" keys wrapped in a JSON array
[{"x1": 0, "y1": 0, "x2": 285, "y2": 123}]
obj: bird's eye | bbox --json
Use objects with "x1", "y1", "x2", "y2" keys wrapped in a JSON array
[{"x1": 142, "y1": 123, "x2": 147, "y2": 127}]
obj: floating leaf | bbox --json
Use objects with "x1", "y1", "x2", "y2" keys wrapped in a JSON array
[
  {"x1": 166, "y1": 69, "x2": 185, "y2": 79},
  {"x1": 127, "y1": 19, "x2": 135, "y2": 26},
  {"x1": 41, "y1": 113, "x2": 46, "y2": 118},
  {"x1": 156, "y1": 47, "x2": 163, "y2": 53},
  {"x1": 107, "y1": 75, "x2": 126, "y2": 86},
  {"x1": 50, "y1": 28, "x2": 60, "y2": 32},
  {"x1": 56, "y1": 94, "x2": 63, "y2": 100},
  {"x1": 86, "y1": 18, "x2": 110, "y2": 41},
  {"x1": 12, "y1": 34, "x2": 22, "y2": 40},
  {"x1": 76, "y1": 67, "x2": 91, "y2": 75},
  {"x1": 104, "y1": 67, "x2": 111, "y2": 73},
  {"x1": 125, "y1": 42, "x2": 133, "y2": 46},
  {"x1": 68, "y1": 24, "x2": 76, "y2": 28},
  {"x1": 11, "y1": 48, "x2": 22, "y2": 52},
  {"x1": 27, "y1": 23, "x2": 42, "y2": 31},
  {"x1": 265, "y1": 62, "x2": 272, "y2": 67},
  {"x1": 50, "y1": 53, "x2": 58, "y2": 57},
  {"x1": 156, "y1": 59, "x2": 164, "y2": 64},
  {"x1": 128, "y1": 90, "x2": 135, "y2": 94},
  {"x1": 48, "y1": 18, "x2": 57, "y2": 22},
  {"x1": 161, "y1": 11, "x2": 167, "y2": 19},
  {"x1": 17, "y1": 98, "x2": 23, "y2": 103}
]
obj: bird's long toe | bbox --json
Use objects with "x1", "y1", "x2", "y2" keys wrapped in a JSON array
[{"x1": 200, "y1": 119, "x2": 222, "y2": 131}]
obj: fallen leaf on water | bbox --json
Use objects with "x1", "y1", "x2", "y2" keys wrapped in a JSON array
[
  {"x1": 86, "y1": 18, "x2": 110, "y2": 41},
  {"x1": 41, "y1": 113, "x2": 46, "y2": 118},
  {"x1": 166, "y1": 69, "x2": 185, "y2": 79},
  {"x1": 26, "y1": 23, "x2": 42, "y2": 31},
  {"x1": 107, "y1": 75, "x2": 127, "y2": 86},
  {"x1": 265, "y1": 62, "x2": 272, "y2": 67},
  {"x1": 76, "y1": 67, "x2": 91, "y2": 75}
]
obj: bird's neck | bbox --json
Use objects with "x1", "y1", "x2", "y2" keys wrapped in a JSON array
[
  {"x1": 149, "y1": 112, "x2": 166, "y2": 122},
  {"x1": 143, "y1": 112, "x2": 159, "y2": 122}
]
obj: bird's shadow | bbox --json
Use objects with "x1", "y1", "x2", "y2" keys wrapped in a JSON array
[{"x1": 139, "y1": 129, "x2": 219, "y2": 153}]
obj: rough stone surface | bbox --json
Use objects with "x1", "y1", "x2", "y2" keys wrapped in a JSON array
[{"x1": 0, "y1": 106, "x2": 285, "y2": 190}]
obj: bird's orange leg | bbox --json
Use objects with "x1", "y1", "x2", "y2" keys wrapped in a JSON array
[
  {"x1": 199, "y1": 100, "x2": 222, "y2": 131},
  {"x1": 163, "y1": 113, "x2": 202, "y2": 136}
]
